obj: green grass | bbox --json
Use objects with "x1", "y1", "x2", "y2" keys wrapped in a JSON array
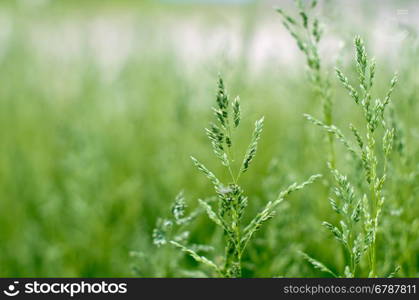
[{"x1": 0, "y1": 0, "x2": 418, "y2": 277}]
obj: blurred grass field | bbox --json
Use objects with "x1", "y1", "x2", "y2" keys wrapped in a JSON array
[{"x1": 0, "y1": 0, "x2": 418, "y2": 277}]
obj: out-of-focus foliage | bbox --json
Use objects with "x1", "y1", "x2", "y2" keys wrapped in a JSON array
[{"x1": 0, "y1": 0, "x2": 417, "y2": 277}]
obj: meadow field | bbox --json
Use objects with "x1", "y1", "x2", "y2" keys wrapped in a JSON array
[{"x1": 0, "y1": 0, "x2": 418, "y2": 277}]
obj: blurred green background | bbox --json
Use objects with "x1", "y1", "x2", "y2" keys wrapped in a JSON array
[{"x1": 0, "y1": 0, "x2": 417, "y2": 277}]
